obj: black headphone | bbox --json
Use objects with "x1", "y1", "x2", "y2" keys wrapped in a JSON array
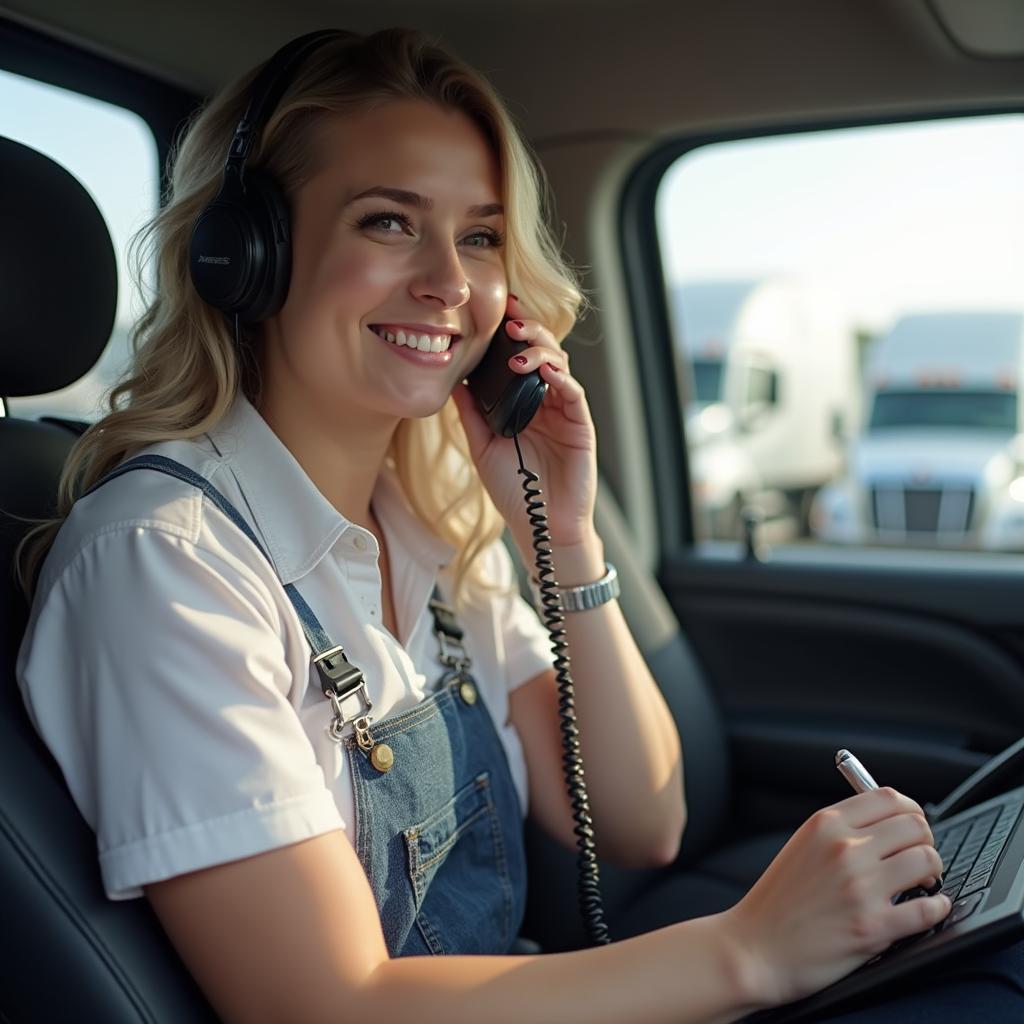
[{"x1": 188, "y1": 30, "x2": 344, "y2": 323}]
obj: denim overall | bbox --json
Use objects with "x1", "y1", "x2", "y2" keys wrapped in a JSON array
[{"x1": 88, "y1": 454, "x2": 530, "y2": 956}]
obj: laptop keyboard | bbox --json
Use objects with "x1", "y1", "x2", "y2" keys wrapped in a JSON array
[
  {"x1": 932, "y1": 798, "x2": 1023, "y2": 907},
  {"x1": 884, "y1": 797, "x2": 1024, "y2": 944}
]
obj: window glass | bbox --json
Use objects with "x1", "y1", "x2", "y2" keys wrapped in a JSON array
[
  {"x1": 657, "y1": 115, "x2": 1024, "y2": 555},
  {"x1": 1, "y1": 68, "x2": 159, "y2": 421},
  {"x1": 744, "y1": 366, "x2": 778, "y2": 409}
]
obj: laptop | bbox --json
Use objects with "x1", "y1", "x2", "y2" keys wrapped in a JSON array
[{"x1": 761, "y1": 782, "x2": 1024, "y2": 1021}]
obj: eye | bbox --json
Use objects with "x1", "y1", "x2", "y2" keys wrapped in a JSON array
[
  {"x1": 462, "y1": 229, "x2": 505, "y2": 249},
  {"x1": 356, "y1": 210, "x2": 413, "y2": 234}
]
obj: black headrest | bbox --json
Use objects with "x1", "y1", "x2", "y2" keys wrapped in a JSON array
[{"x1": 0, "y1": 136, "x2": 117, "y2": 398}]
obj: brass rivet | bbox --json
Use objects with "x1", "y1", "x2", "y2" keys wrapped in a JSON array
[
  {"x1": 370, "y1": 743, "x2": 394, "y2": 773},
  {"x1": 459, "y1": 680, "x2": 478, "y2": 705}
]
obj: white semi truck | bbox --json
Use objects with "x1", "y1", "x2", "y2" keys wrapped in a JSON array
[
  {"x1": 811, "y1": 311, "x2": 1024, "y2": 551},
  {"x1": 672, "y1": 277, "x2": 860, "y2": 539}
]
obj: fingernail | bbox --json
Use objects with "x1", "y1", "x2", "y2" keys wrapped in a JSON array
[
  {"x1": 511, "y1": 319, "x2": 525, "y2": 330},
  {"x1": 513, "y1": 355, "x2": 528, "y2": 365},
  {"x1": 509, "y1": 293, "x2": 518, "y2": 302},
  {"x1": 548, "y1": 364, "x2": 561, "y2": 372}
]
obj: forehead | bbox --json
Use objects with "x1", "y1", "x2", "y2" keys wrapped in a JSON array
[{"x1": 312, "y1": 99, "x2": 502, "y2": 206}]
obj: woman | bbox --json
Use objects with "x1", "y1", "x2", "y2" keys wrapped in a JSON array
[{"x1": 16, "y1": 26, "x2": 1002, "y2": 1024}]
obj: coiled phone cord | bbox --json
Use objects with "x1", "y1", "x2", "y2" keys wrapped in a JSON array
[{"x1": 513, "y1": 432, "x2": 612, "y2": 946}]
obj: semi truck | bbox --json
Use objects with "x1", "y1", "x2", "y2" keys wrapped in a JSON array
[
  {"x1": 811, "y1": 311, "x2": 1024, "y2": 551},
  {"x1": 672, "y1": 277, "x2": 860, "y2": 539}
]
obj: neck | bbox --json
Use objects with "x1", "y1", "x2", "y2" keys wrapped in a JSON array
[{"x1": 254, "y1": 386, "x2": 400, "y2": 532}]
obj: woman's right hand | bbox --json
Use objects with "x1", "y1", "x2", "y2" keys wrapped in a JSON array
[{"x1": 720, "y1": 786, "x2": 952, "y2": 1008}]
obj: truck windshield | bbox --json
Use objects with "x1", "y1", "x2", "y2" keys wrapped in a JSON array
[
  {"x1": 869, "y1": 390, "x2": 1018, "y2": 431},
  {"x1": 692, "y1": 359, "x2": 724, "y2": 403}
]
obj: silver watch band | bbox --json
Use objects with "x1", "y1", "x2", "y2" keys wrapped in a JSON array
[{"x1": 533, "y1": 562, "x2": 620, "y2": 612}]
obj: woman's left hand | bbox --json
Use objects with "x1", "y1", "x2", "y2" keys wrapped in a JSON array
[{"x1": 450, "y1": 294, "x2": 598, "y2": 550}]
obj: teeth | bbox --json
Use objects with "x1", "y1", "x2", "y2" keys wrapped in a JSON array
[{"x1": 373, "y1": 327, "x2": 452, "y2": 353}]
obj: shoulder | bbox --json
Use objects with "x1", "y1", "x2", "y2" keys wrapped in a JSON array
[{"x1": 37, "y1": 435, "x2": 263, "y2": 602}]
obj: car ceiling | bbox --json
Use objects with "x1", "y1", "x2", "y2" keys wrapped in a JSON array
[{"x1": 2, "y1": 0, "x2": 1023, "y2": 145}]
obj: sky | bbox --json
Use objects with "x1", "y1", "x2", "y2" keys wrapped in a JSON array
[
  {"x1": 657, "y1": 114, "x2": 1024, "y2": 336},
  {"x1": 3, "y1": 67, "x2": 1022, "y2": 414}
]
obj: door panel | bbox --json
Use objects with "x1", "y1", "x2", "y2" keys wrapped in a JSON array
[{"x1": 659, "y1": 553, "x2": 1024, "y2": 837}]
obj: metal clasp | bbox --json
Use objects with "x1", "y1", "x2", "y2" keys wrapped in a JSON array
[
  {"x1": 313, "y1": 645, "x2": 373, "y2": 742},
  {"x1": 436, "y1": 629, "x2": 471, "y2": 671},
  {"x1": 429, "y1": 597, "x2": 472, "y2": 671}
]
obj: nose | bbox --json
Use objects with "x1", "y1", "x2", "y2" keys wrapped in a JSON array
[{"x1": 410, "y1": 236, "x2": 471, "y2": 309}]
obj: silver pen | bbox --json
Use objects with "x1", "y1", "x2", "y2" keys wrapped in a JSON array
[
  {"x1": 835, "y1": 748, "x2": 878, "y2": 793},
  {"x1": 835, "y1": 748, "x2": 942, "y2": 895}
]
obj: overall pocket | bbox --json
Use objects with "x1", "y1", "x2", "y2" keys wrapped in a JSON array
[{"x1": 403, "y1": 770, "x2": 514, "y2": 955}]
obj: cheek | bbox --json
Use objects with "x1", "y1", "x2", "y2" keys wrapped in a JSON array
[
  {"x1": 465, "y1": 259, "x2": 507, "y2": 332},
  {"x1": 318, "y1": 244, "x2": 405, "y2": 302}
]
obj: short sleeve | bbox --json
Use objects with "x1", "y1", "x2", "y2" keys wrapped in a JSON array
[
  {"x1": 483, "y1": 539, "x2": 555, "y2": 693},
  {"x1": 16, "y1": 526, "x2": 344, "y2": 901}
]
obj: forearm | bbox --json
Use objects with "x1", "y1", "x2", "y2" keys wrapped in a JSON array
[
  {"x1": 361, "y1": 913, "x2": 768, "y2": 1024},
  {"x1": 527, "y1": 530, "x2": 686, "y2": 866}
]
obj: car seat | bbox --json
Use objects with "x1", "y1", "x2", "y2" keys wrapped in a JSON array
[
  {"x1": 0, "y1": 136, "x2": 220, "y2": 1022},
  {"x1": 0, "y1": 135, "x2": 789, "y2": 1020}
]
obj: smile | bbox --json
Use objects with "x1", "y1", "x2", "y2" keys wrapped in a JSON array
[{"x1": 369, "y1": 324, "x2": 459, "y2": 353}]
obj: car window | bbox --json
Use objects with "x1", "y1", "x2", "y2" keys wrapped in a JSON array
[
  {"x1": 656, "y1": 114, "x2": 1024, "y2": 557},
  {"x1": 1, "y1": 68, "x2": 159, "y2": 422}
]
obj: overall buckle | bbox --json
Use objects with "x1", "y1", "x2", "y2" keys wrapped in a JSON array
[{"x1": 313, "y1": 645, "x2": 373, "y2": 741}]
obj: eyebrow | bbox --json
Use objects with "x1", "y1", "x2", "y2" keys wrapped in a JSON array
[{"x1": 345, "y1": 186, "x2": 503, "y2": 219}]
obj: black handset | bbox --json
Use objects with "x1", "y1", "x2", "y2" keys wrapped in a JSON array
[{"x1": 466, "y1": 316, "x2": 548, "y2": 437}]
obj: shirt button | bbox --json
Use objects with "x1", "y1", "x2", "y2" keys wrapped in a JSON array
[{"x1": 352, "y1": 534, "x2": 367, "y2": 552}]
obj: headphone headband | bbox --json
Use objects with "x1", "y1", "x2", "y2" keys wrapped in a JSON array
[
  {"x1": 189, "y1": 29, "x2": 345, "y2": 322},
  {"x1": 224, "y1": 29, "x2": 344, "y2": 179}
]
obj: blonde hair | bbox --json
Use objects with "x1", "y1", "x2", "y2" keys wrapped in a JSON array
[{"x1": 16, "y1": 27, "x2": 583, "y2": 609}]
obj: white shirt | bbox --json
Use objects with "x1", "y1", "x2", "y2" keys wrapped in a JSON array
[{"x1": 16, "y1": 395, "x2": 555, "y2": 901}]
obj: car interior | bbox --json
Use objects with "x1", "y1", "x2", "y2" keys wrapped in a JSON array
[{"x1": 2, "y1": 1, "x2": 1024, "y2": 1020}]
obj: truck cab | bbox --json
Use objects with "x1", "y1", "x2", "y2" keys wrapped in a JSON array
[
  {"x1": 812, "y1": 311, "x2": 1024, "y2": 550},
  {"x1": 675, "y1": 277, "x2": 859, "y2": 539}
]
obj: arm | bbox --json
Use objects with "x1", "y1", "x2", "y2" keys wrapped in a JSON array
[
  {"x1": 509, "y1": 529, "x2": 685, "y2": 869},
  {"x1": 146, "y1": 828, "x2": 765, "y2": 1024},
  {"x1": 147, "y1": 787, "x2": 952, "y2": 1024}
]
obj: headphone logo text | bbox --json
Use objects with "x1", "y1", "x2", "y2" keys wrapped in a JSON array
[{"x1": 197, "y1": 255, "x2": 231, "y2": 265}]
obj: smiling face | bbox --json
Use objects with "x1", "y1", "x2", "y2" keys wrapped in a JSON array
[{"x1": 259, "y1": 98, "x2": 507, "y2": 431}]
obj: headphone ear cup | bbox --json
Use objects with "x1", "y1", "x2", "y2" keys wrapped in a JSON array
[
  {"x1": 189, "y1": 170, "x2": 292, "y2": 322},
  {"x1": 236, "y1": 170, "x2": 292, "y2": 322}
]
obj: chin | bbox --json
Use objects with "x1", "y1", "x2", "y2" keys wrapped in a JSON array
[{"x1": 386, "y1": 394, "x2": 453, "y2": 422}]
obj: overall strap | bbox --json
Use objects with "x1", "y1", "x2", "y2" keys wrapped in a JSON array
[
  {"x1": 84, "y1": 454, "x2": 370, "y2": 734},
  {"x1": 428, "y1": 585, "x2": 473, "y2": 673}
]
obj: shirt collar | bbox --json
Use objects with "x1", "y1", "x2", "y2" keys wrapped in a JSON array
[{"x1": 206, "y1": 395, "x2": 454, "y2": 585}]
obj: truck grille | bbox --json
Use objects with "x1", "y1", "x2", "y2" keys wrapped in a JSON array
[{"x1": 870, "y1": 485, "x2": 975, "y2": 538}]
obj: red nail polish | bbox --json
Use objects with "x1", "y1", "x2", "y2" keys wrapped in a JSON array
[
  {"x1": 511, "y1": 320, "x2": 525, "y2": 330},
  {"x1": 513, "y1": 355, "x2": 528, "y2": 365}
]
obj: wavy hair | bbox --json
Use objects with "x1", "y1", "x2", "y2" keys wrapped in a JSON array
[{"x1": 16, "y1": 27, "x2": 583, "y2": 610}]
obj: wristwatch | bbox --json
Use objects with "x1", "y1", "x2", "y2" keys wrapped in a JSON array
[{"x1": 533, "y1": 562, "x2": 620, "y2": 612}]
